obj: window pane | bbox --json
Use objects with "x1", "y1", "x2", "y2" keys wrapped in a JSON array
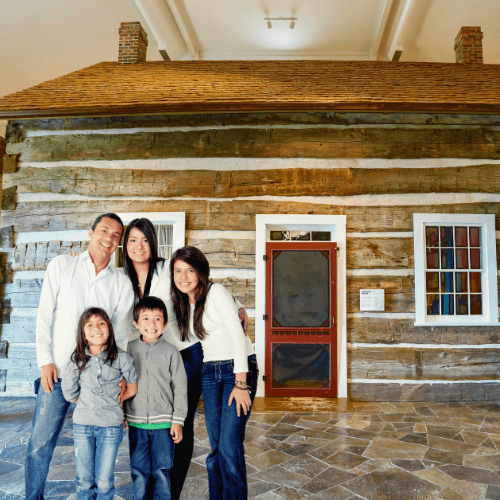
[
  {"x1": 441, "y1": 249, "x2": 454, "y2": 269},
  {"x1": 290, "y1": 231, "x2": 310, "y2": 241},
  {"x1": 427, "y1": 249, "x2": 439, "y2": 269},
  {"x1": 440, "y1": 226, "x2": 454, "y2": 247},
  {"x1": 470, "y1": 295, "x2": 482, "y2": 315},
  {"x1": 426, "y1": 272, "x2": 439, "y2": 293},
  {"x1": 456, "y1": 294, "x2": 469, "y2": 315},
  {"x1": 440, "y1": 272, "x2": 453, "y2": 293},
  {"x1": 470, "y1": 273, "x2": 481, "y2": 293},
  {"x1": 426, "y1": 227, "x2": 439, "y2": 247},
  {"x1": 469, "y1": 227, "x2": 481, "y2": 247},
  {"x1": 455, "y1": 227, "x2": 468, "y2": 246},
  {"x1": 312, "y1": 231, "x2": 331, "y2": 241},
  {"x1": 455, "y1": 272, "x2": 468, "y2": 293},
  {"x1": 270, "y1": 231, "x2": 287, "y2": 241},
  {"x1": 470, "y1": 249, "x2": 481, "y2": 269},
  {"x1": 272, "y1": 250, "x2": 330, "y2": 327},
  {"x1": 272, "y1": 344, "x2": 330, "y2": 389},
  {"x1": 456, "y1": 249, "x2": 468, "y2": 269},
  {"x1": 427, "y1": 294, "x2": 439, "y2": 315},
  {"x1": 441, "y1": 295, "x2": 454, "y2": 315}
]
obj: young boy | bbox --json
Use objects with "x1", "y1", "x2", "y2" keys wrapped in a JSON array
[{"x1": 124, "y1": 296, "x2": 188, "y2": 500}]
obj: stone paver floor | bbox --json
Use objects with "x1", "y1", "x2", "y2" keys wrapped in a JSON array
[{"x1": 2, "y1": 398, "x2": 500, "y2": 499}]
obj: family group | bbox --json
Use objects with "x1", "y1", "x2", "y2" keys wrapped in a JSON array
[{"x1": 25, "y1": 213, "x2": 258, "y2": 500}]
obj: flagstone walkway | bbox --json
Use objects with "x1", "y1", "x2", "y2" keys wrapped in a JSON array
[{"x1": 2, "y1": 398, "x2": 500, "y2": 499}]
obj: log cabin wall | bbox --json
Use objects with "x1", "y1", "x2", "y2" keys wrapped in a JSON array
[{"x1": 2, "y1": 111, "x2": 500, "y2": 400}]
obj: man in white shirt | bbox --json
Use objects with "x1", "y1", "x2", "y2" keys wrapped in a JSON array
[{"x1": 25, "y1": 213, "x2": 134, "y2": 500}]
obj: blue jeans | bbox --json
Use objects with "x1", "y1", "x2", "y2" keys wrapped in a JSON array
[
  {"x1": 201, "y1": 354, "x2": 258, "y2": 500},
  {"x1": 129, "y1": 426, "x2": 174, "y2": 500},
  {"x1": 73, "y1": 424, "x2": 123, "y2": 500},
  {"x1": 171, "y1": 341, "x2": 203, "y2": 500},
  {"x1": 25, "y1": 379, "x2": 71, "y2": 500}
]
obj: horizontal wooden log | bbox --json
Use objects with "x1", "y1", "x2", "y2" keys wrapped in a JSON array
[
  {"x1": 3, "y1": 280, "x2": 43, "y2": 308},
  {"x1": 0, "y1": 343, "x2": 39, "y2": 383},
  {"x1": 348, "y1": 317, "x2": 500, "y2": 345},
  {"x1": 348, "y1": 346, "x2": 500, "y2": 380},
  {"x1": 1, "y1": 316, "x2": 37, "y2": 343},
  {"x1": 11, "y1": 236, "x2": 412, "y2": 271},
  {"x1": 9, "y1": 164, "x2": 500, "y2": 198},
  {"x1": 347, "y1": 275, "x2": 414, "y2": 313},
  {"x1": 8, "y1": 126, "x2": 500, "y2": 161},
  {"x1": 348, "y1": 381, "x2": 500, "y2": 402},
  {"x1": 346, "y1": 238, "x2": 413, "y2": 269},
  {"x1": 211, "y1": 277, "x2": 255, "y2": 308},
  {"x1": 7, "y1": 201, "x2": 500, "y2": 233},
  {"x1": 10, "y1": 113, "x2": 500, "y2": 135}
]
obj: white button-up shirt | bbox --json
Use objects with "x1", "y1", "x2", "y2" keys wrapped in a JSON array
[{"x1": 36, "y1": 251, "x2": 134, "y2": 373}]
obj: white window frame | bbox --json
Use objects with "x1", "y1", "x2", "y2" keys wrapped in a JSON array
[
  {"x1": 414, "y1": 213, "x2": 499, "y2": 326},
  {"x1": 116, "y1": 212, "x2": 185, "y2": 263}
]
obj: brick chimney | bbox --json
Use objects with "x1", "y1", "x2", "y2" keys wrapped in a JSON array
[
  {"x1": 454, "y1": 26, "x2": 483, "y2": 64},
  {"x1": 118, "y1": 22, "x2": 148, "y2": 64}
]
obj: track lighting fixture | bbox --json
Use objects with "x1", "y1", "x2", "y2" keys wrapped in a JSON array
[{"x1": 264, "y1": 17, "x2": 297, "y2": 29}]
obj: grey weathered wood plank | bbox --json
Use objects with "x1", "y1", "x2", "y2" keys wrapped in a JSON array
[
  {"x1": 9, "y1": 201, "x2": 500, "y2": 233},
  {"x1": 348, "y1": 317, "x2": 500, "y2": 345},
  {"x1": 348, "y1": 346, "x2": 500, "y2": 380},
  {"x1": 9, "y1": 112, "x2": 500, "y2": 134},
  {"x1": 9, "y1": 164, "x2": 500, "y2": 198},
  {"x1": 348, "y1": 381, "x2": 500, "y2": 402},
  {"x1": 1, "y1": 316, "x2": 37, "y2": 343},
  {"x1": 8, "y1": 126, "x2": 500, "y2": 161}
]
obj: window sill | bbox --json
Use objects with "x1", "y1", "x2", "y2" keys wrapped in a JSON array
[{"x1": 414, "y1": 321, "x2": 500, "y2": 327}]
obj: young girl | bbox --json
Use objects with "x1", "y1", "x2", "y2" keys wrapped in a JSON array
[
  {"x1": 170, "y1": 246, "x2": 258, "y2": 500},
  {"x1": 62, "y1": 307, "x2": 138, "y2": 500}
]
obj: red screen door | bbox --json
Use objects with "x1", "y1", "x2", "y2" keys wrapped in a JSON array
[{"x1": 265, "y1": 242, "x2": 337, "y2": 397}]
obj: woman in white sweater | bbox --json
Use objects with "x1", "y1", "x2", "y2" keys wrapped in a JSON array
[{"x1": 170, "y1": 246, "x2": 258, "y2": 500}]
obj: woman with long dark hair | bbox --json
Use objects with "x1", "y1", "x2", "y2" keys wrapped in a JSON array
[
  {"x1": 122, "y1": 219, "x2": 248, "y2": 500},
  {"x1": 170, "y1": 246, "x2": 258, "y2": 500}
]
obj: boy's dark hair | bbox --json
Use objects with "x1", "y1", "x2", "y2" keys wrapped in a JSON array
[
  {"x1": 71, "y1": 307, "x2": 118, "y2": 371},
  {"x1": 91, "y1": 213, "x2": 124, "y2": 232},
  {"x1": 133, "y1": 296, "x2": 168, "y2": 324}
]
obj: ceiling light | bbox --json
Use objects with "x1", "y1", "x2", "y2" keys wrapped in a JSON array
[{"x1": 264, "y1": 17, "x2": 297, "y2": 29}]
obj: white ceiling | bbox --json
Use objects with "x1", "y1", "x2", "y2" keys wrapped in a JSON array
[{"x1": 2, "y1": 0, "x2": 500, "y2": 132}]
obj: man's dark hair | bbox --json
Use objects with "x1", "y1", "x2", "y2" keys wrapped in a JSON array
[
  {"x1": 133, "y1": 296, "x2": 168, "y2": 324},
  {"x1": 91, "y1": 213, "x2": 124, "y2": 232}
]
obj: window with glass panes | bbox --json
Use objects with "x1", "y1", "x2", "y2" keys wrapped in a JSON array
[
  {"x1": 425, "y1": 225, "x2": 482, "y2": 316},
  {"x1": 413, "y1": 214, "x2": 498, "y2": 325}
]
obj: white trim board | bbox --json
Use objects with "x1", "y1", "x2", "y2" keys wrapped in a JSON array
[
  {"x1": 20, "y1": 158, "x2": 500, "y2": 170},
  {"x1": 255, "y1": 214, "x2": 347, "y2": 398},
  {"x1": 349, "y1": 379, "x2": 499, "y2": 384},
  {"x1": 17, "y1": 192, "x2": 500, "y2": 206}
]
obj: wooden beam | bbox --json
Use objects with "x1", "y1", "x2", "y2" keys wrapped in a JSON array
[
  {"x1": 348, "y1": 317, "x2": 500, "y2": 346},
  {"x1": 349, "y1": 381, "x2": 500, "y2": 402},
  {"x1": 9, "y1": 164, "x2": 500, "y2": 197},
  {"x1": 349, "y1": 346, "x2": 500, "y2": 380},
  {"x1": 8, "y1": 201, "x2": 500, "y2": 233},
  {"x1": 8, "y1": 126, "x2": 500, "y2": 161}
]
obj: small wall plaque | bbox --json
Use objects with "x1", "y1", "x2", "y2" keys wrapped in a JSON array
[{"x1": 360, "y1": 289, "x2": 385, "y2": 311}]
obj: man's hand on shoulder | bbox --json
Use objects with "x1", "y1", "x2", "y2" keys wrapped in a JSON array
[{"x1": 41, "y1": 363, "x2": 58, "y2": 393}]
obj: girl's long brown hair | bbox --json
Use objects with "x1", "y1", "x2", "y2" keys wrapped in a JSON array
[
  {"x1": 71, "y1": 307, "x2": 118, "y2": 371},
  {"x1": 170, "y1": 246, "x2": 210, "y2": 341}
]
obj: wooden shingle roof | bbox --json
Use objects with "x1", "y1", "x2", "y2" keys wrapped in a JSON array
[{"x1": 1, "y1": 60, "x2": 500, "y2": 118}]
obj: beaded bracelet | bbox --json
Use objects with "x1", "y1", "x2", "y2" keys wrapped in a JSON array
[
  {"x1": 235, "y1": 380, "x2": 249, "y2": 389},
  {"x1": 234, "y1": 384, "x2": 250, "y2": 391}
]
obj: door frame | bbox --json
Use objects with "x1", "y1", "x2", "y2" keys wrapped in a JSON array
[{"x1": 255, "y1": 215, "x2": 347, "y2": 399}]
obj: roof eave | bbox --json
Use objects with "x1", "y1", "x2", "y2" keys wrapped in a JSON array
[{"x1": 0, "y1": 101, "x2": 499, "y2": 120}]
